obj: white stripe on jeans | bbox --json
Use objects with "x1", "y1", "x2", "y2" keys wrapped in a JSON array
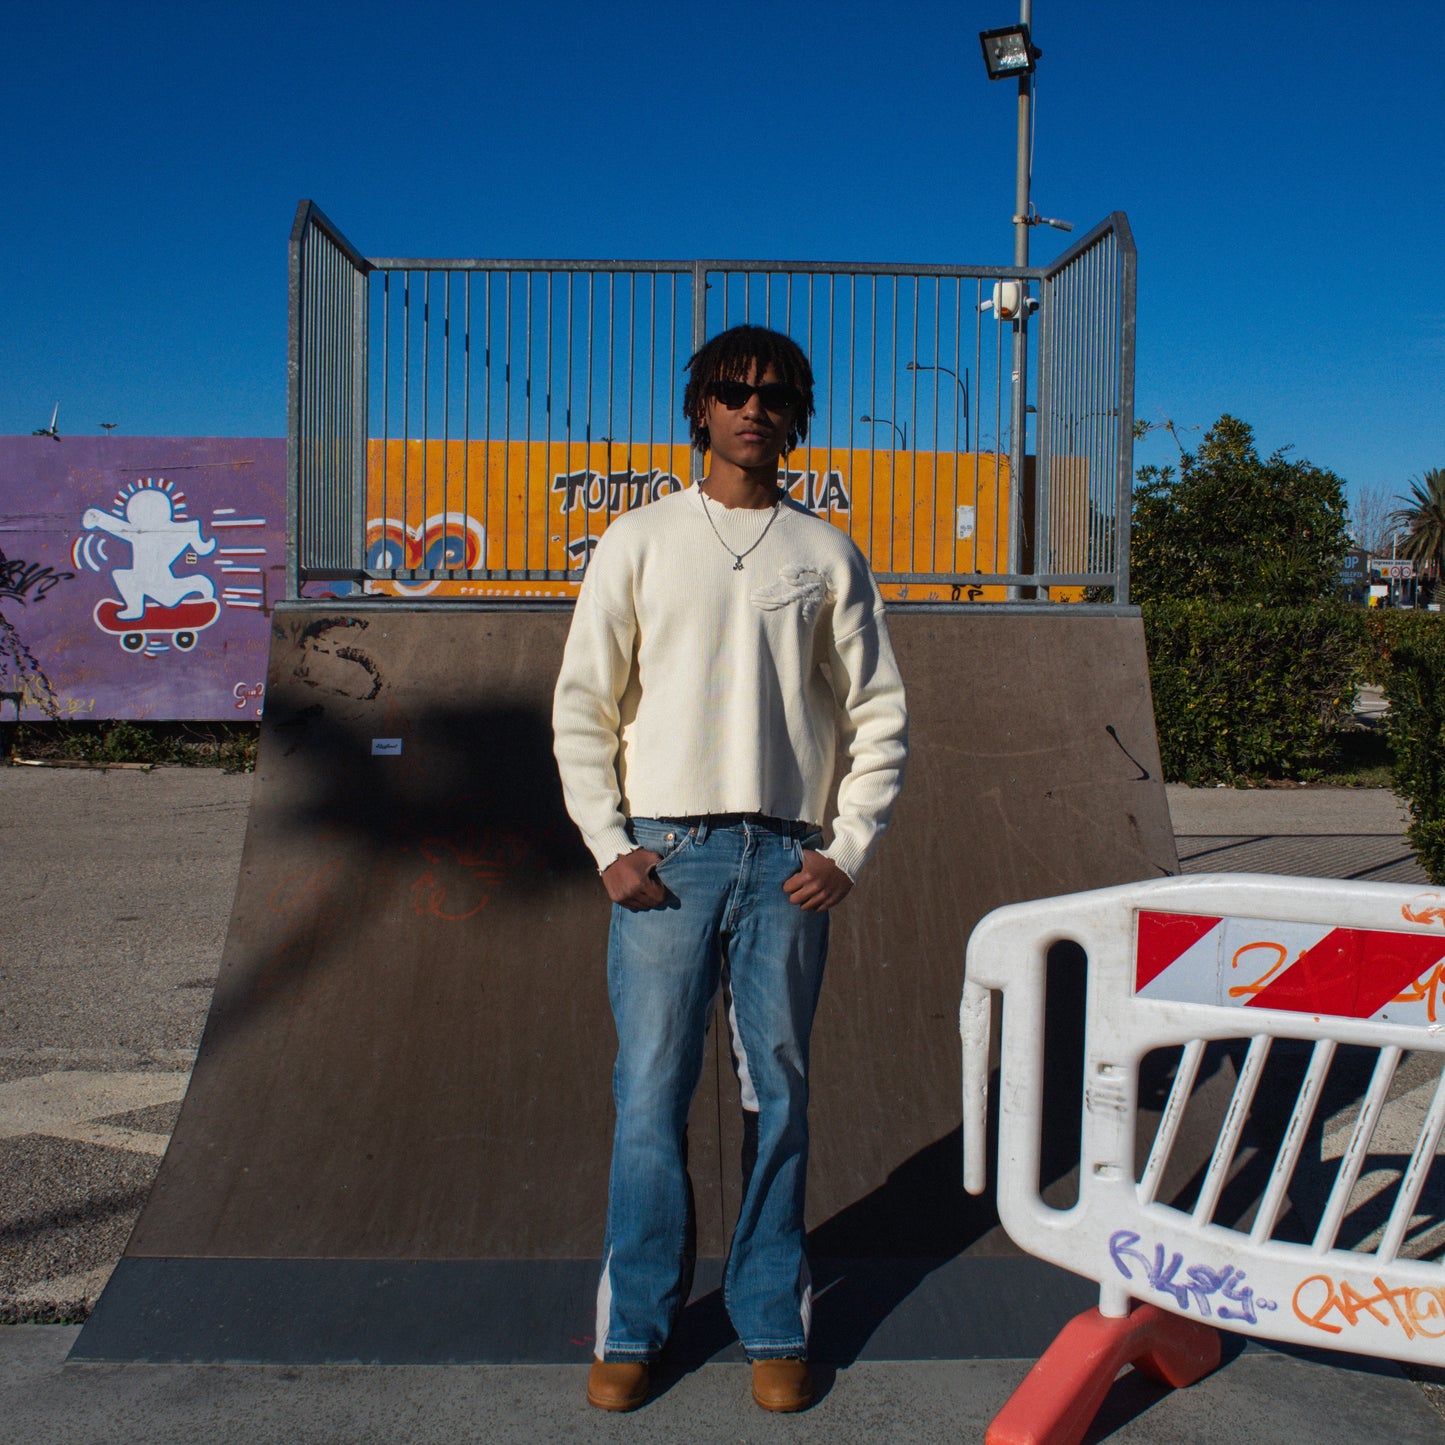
[{"x1": 594, "y1": 1246, "x2": 614, "y2": 1359}]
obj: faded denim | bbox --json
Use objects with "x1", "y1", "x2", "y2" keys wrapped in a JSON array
[{"x1": 596, "y1": 814, "x2": 828, "y2": 1362}]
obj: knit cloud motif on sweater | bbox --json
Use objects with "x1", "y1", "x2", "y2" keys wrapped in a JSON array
[{"x1": 749, "y1": 565, "x2": 830, "y2": 623}]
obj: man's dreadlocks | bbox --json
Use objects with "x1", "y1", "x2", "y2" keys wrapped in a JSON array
[{"x1": 683, "y1": 325, "x2": 816, "y2": 455}]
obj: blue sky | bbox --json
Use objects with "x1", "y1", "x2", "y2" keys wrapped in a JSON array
[{"x1": 3, "y1": 0, "x2": 1441, "y2": 515}]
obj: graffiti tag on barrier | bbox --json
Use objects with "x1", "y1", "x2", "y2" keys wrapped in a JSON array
[
  {"x1": 233, "y1": 682, "x2": 265, "y2": 716},
  {"x1": 0, "y1": 549, "x2": 75, "y2": 604},
  {"x1": 1392, "y1": 962, "x2": 1445, "y2": 1021},
  {"x1": 566, "y1": 536, "x2": 601, "y2": 572},
  {"x1": 552, "y1": 468, "x2": 682, "y2": 515},
  {"x1": 549, "y1": 466, "x2": 850, "y2": 518},
  {"x1": 1403, "y1": 894, "x2": 1445, "y2": 928},
  {"x1": 781, "y1": 468, "x2": 850, "y2": 513},
  {"x1": 409, "y1": 830, "x2": 533, "y2": 922},
  {"x1": 1228, "y1": 939, "x2": 1291, "y2": 999},
  {"x1": 1293, "y1": 1273, "x2": 1445, "y2": 1341},
  {"x1": 1109, "y1": 1229, "x2": 1277, "y2": 1324}
]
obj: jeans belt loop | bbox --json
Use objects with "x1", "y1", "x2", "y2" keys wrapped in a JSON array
[{"x1": 694, "y1": 817, "x2": 710, "y2": 845}]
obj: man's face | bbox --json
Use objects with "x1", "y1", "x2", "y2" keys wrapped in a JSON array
[{"x1": 702, "y1": 362, "x2": 797, "y2": 473}]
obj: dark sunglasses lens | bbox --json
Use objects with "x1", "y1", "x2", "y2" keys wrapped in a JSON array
[
  {"x1": 712, "y1": 380, "x2": 799, "y2": 411},
  {"x1": 756, "y1": 384, "x2": 799, "y2": 411},
  {"x1": 712, "y1": 380, "x2": 753, "y2": 408}
]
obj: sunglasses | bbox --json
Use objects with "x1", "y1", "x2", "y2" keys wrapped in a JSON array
[{"x1": 708, "y1": 379, "x2": 802, "y2": 412}]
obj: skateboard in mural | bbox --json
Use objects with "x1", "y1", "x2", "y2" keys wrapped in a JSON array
[{"x1": 93, "y1": 596, "x2": 221, "y2": 653}]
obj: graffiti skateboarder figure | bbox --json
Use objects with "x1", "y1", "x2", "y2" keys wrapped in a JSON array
[
  {"x1": 553, "y1": 325, "x2": 908, "y2": 1413},
  {"x1": 82, "y1": 486, "x2": 216, "y2": 620}
]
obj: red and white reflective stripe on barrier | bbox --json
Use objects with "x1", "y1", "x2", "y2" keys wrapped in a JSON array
[
  {"x1": 961, "y1": 874, "x2": 1445, "y2": 1370},
  {"x1": 1136, "y1": 909, "x2": 1445, "y2": 1021}
]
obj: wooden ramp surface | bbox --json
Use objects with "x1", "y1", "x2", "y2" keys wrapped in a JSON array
[{"x1": 75, "y1": 602, "x2": 1177, "y2": 1363}]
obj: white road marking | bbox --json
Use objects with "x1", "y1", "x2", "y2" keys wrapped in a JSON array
[{"x1": 0, "y1": 1070, "x2": 189, "y2": 1153}]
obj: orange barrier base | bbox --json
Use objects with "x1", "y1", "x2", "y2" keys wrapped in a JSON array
[{"x1": 987, "y1": 1302, "x2": 1222, "y2": 1445}]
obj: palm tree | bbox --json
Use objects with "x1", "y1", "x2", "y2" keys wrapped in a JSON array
[{"x1": 1392, "y1": 468, "x2": 1445, "y2": 603}]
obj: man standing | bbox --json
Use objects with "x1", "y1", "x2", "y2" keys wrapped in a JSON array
[{"x1": 553, "y1": 325, "x2": 907, "y2": 1413}]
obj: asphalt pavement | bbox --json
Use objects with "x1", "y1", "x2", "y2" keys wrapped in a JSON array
[{"x1": 1, "y1": 765, "x2": 1441, "y2": 1443}]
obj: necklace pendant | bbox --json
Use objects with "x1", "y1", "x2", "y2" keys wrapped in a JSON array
[{"x1": 733, "y1": 558, "x2": 744, "y2": 571}]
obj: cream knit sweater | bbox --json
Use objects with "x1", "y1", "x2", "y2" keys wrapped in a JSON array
[{"x1": 552, "y1": 486, "x2": 908, "y2": 880}]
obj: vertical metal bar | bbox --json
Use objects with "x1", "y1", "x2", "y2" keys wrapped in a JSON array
[
  {"x1": 1035, "y1": 267, "x2": 1052, "y2": 589},
  {"x1": 929, "y1": 280, "x2": 940, "y2": 571},
  {"x1": 667, "y1": 272, "x2": 677, "y2": 463},
  {"x1": 993, "y1": 318, "x2": 1004, "y2": 576},
  {"x1": 421, "y1": 271, "x2": 430, "y2": 576},
  {"x1": 647, "y1": 274, "x2": 657, "y2": 484},
  {"x1": 463, "y1": 272, "x2": 471, "y2": 567},
  {"x1": 503, "y1": 275, "x2": 512, "y2": 574},
  {"x1": 352, "y1": 251, "x2": 367, "y2": 577},
  {"x1": 284, "y1": 207, "x2": 307, "y2": 596},
  {"x1": 869, "y1": 277, "x2": 879, "y2": 569},
  {"x1": 381, "y1": 271, "x2": 392, "y2": 565},
  {"x1": 1086, "y1": 242, "x2": 1098, "y2": 576},
  {"x1": 1313, "y1": 1045, "x2": 1402, "y2": 1253},
  {"x1": 691, "y1": 263, "x2": 707, "y2": 486},
  {"x1": 826, "y1": 276, "x2": 836, "y2": 521},
  {"x1": 546, "y1": 272, "x2": 556, "y2": 569},
  {"x1": 1115, "y1": 217, "x2": 1137, "y2": 601},
  {"x1": 889, "y1": 277, "x2": 898, "y2": 571},
  {"x1": 524, "y1": 272, "x2": 533, "y2": 572},
  {"x1": 848, "y1": 275, "x2": 857, "y2": 551},
  {"x1": 564, "y1": 271, "x2": 575, "y2": 573},
  {"x1": 605, "y1": 272, "x2": 615, "y2": 524},
  {"x1": 483, "y1": 271, "x2": 492, "y2": 574},
  {"x1": 442, "y1": 271, "x2": 451, "y2": 572},
  {"x1": 800, "y1": 273, "x2": 812, "y2": 505},
  {"x1": 401, "y1": 271, "x2": 411, "y2": 576},
  {"x1": 310, "y1": 240, "x2": 324, "y2": 569},
  {"x1": 627, "y1": 272, "x2": 636, "y2": 499}
]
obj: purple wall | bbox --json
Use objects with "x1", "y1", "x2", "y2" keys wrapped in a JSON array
[{"x1": 0, "y1": 437, "x2": 284, "y2": 721}]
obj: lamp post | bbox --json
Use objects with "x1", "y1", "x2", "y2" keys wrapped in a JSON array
[
  {"x1": 859, "y1": 414, "x2": 907, "y2": 450},
  {"x1": 906, "y1": 362, "x2": 969, "y2": 451},
  {"x1": 980, "y1": 5, "x2": 1041, "y2": 595}
]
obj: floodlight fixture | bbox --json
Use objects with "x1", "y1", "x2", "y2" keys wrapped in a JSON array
[{"x1": 979, "y1": 23, "x2": 1039, "y2": 80}]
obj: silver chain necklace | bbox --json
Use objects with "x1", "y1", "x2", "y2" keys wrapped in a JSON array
[{"x1": 698, "y1": 485, "x2": 782, "y2": 571}]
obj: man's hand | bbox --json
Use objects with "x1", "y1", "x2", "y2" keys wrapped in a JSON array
[
  {"x1": 783, "y1": 850, "x2": 853, "y2": 911},
  {"x1": 602, "y1": 849, "x2": 667, "y2": 910}
]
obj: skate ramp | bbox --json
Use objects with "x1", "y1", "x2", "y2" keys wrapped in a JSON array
[{"x1": 75, "y1": 602, "x2": 1177, "y2": 1363}]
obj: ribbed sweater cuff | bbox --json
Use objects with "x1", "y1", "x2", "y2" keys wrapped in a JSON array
[
  {"x1": 820, "y1": 839, "x2": 867, "y2": 883},
  {"x1": 587, "y1": 824, "x2": 637, "y2": 875}
]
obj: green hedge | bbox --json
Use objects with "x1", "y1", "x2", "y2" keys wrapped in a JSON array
[
  {"x1": 1367, "y1": 611, "x2": 1445, "y2": 882},
  {"x1": 1142, "y1": 601, "x2": 1367, "y2": 785},
  {"x1": 1142, "y1": 602, "x2": 1445, "y2": 882}
]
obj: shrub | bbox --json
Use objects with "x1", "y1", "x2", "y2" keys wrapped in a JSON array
[
  {"x1": 1369, "y1": 612, "x2": 1445, "y2": 883},
  {"x1": 6, "y1": 720, "x2": 259, "y2": 772},
  {"x1": 1143, "y1": 601, "x2": 1367, "y2": 785}
]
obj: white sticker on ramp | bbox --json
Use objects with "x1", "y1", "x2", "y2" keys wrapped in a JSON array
[{"x1": 371, "y1": 738, "x2": 403, "y2": 756}]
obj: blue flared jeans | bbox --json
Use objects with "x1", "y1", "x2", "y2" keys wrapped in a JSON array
[{"x1": 595, "y1": 814, "x2": 829, "y2": 1362}]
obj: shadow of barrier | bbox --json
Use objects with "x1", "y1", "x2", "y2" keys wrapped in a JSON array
[
  {"x1": 963, "y1": 873, "x2": 1445, "y2": 1445},
  {"x1": 73, "y1": 600, "x2": 1181, "y2": 1365}
]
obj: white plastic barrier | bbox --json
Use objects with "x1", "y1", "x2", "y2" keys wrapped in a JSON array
[{"x1": 962, "y1": 872, "x2": 1445, "y2": 1367}]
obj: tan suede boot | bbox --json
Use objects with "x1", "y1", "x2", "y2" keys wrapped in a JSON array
[
  {"x1": 587, "y1": 1360, "x2": 650, "y2": 1411},
  {"x1": 751, "y1": 1358, "x2": 814, "y2": 1412}
]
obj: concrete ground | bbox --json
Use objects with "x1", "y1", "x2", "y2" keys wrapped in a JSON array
[{"x1": 1, "y1": 765, "x2": 1442, "y2": 1442}]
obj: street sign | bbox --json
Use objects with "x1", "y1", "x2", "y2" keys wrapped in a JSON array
[{"x1": 1369, "y1": 558, "x2": 1415, "y2": 579}]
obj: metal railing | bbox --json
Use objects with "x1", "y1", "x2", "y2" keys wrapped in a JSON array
[
  {"x1": 286, "y1": 201, "x2": 1136, "y2": 602},
  {"x1": 1036, "y1": 213, "x2": 1136, "y2": 599}
]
